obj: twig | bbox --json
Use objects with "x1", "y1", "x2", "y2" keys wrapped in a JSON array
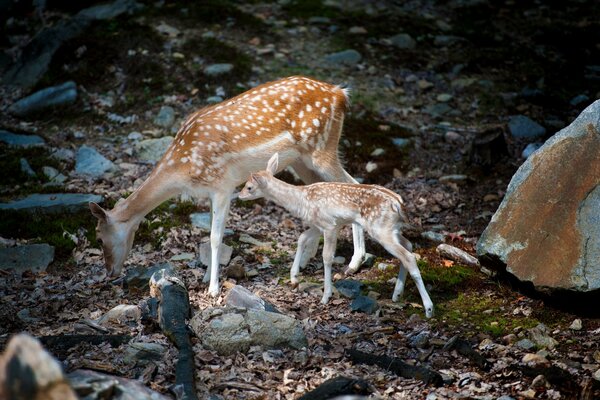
[{"x1": 344, "y1": 326, "x2": 394, "y2": 339}]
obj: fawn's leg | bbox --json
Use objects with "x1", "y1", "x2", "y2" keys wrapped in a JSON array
[
  {"x1": 375, "y1": 231, "x2": 434, "y2": 318},
  {"x1": 290, "y1": 226, "x2": 320, "y2": 285},
  {"x1": 321, "y1": 228, "x2": 338, "y2": 305},
  {"x1": 204, "y1": 192, "x2": 232, "y2": 297},
  {"x1": 392, "y1": 231, "x2": 412, "y2": 299}
]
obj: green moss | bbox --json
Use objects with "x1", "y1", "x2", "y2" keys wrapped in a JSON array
[
  {"x1": 418, "y1": 260, "x2": 477, "y2": 290},
  {"x1": 0, "y1": 210, "x2": 97, "y2": 260},
  {"x1": 134, "y1": 199, "x2": 196, "y2": 249}
]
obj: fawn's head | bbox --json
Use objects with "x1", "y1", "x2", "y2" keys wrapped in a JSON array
[
  {"x1": 238, "y1": 153, "x2": 279, "y2": 200},
  {"x1": 89, "y1": 202, "x2": 136, "y2": 277}
]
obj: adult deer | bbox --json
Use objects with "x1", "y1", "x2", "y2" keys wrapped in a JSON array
[
  {"x1": 89, "y1": 76, "x2": 366, "y2": 297},
  {"x1": 239, "y1": 153, "x2": 434, "y2": 318}
]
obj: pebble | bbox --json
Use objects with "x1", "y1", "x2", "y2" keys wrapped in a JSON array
[
  {"x1": 436, "y1": 93, "x2": 453, "y2": 102},
  {"x1": 569, "y1": 319, "x2": 582, "y2": 330},
  {"x1": 593, "y1": 368, "x2": 600, "y2": 382},
  {"x1": 388, "y1": 33, "x2": 416, "y2": 49},
  {"x1": 20, "y1": 158, "x2": 36, "y2": 177},
  {"x1": 391, "y1": 137, "x2": 411, "y2": 149},
  {"x1": 350, "y1": 295, "x2": 379, "y2": 314},
  {"x1": 516, "y1": 338, "x2": 536, "y2": 350},
  {"x1": 0, "y1": 130, "x2": 45, "y2": 147},
  {"x1": 508, "y1": 115, "x2": 546, "y2": 140},
  {"x1": 522, "y1": 353, "x2": 549, "y2": 366},
  {"x1": 421, "y1": 231, "x2": 445, "y2": 242},
  {"x1": 483, "y1": 194, "x2": 499, "y2": 202},
  {"x1": 521, "y1": 142, "x2": 543, "y2": 159},
  {"x1": 439, "y1": 174, "x2": 468, "y2": 183},
  {"x1": 51, "y1": 148, "x2": 75, "y2": 162},
  {"x1": 348, "y1": 26, "x2": 367, "y2": 34},
  {"x1": 206, "y1": 96, "x2": 223, "y2": 104},
  {"x1": 531, "y1": 374, "x2": 548, "y2": 389},
  {"x1": 570, "y1": 94, "x2": 589, "y2": 106},
  {"x1": 42, "y1": 166, "x2": 67, "y2": 184},
  {"x1": 199, "y1": 242, "x2": 232, "y2": 267},
  {"x1": 153, "y1": 106, "x2": 175, "y2": 128},
  {"x1": 239, "y1": 233, "x2": 271, "y2": 248},
  {"x1": 370, "y1": 148, "x2": 385, "y2": 156},
  {"x1": 75, "y1": 145, "x2": 117, "y2": 177},
  {"x1": 323, "y1": 49, "x2": 362, "y2": 67},
  {"x1": 8, "y1": 81, "x2": 77, "y2": 117},
  {"x1": 365, "y1": 161, "x2": 378, "y2": 172},
  {"x1": 170, "y1": 252, "x2": 195, "y2": 261},
  {"x1": 417, "y1": 79, "x2": 434, "y2": 90},
  {"x1": 128, "y1": 131, "x2": 143, "y2": 140},
  {"x1": 204, "y1": 63, "x2": 234, "y2": 76}
]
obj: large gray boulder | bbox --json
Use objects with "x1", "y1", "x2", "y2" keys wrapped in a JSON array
[
  {"x1": 0, "y1": 193, "x2": 103, "y2": 214},
  {"x1": 0, "y1": 244, "x2": 55, "y2": 274},
  {"x1": 68, "y1": 369, "x2": 169, "y2": 400},
  {"x1": 477, "y1": 100, "x2": 600, "y2": 293},
  {"x1": 190, "y1": 307, "x2": 307, "y2": 355}
]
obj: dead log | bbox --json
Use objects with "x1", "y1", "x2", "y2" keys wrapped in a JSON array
[
  {"x1": 298, "y1": 376, "x2": 371, "y2": 400},
  {"x1": 150, "y1": 268, "x2": 197, "y2": 400},
  {"x1": 346, "y1": 349, "x2": 443, "y2": 387},
  {"x1": 443, "y1": 336, "x2": 490, "y2": 370},
  {"x1": 39, "y1": 334, "x2": 131, "y2": 359}
]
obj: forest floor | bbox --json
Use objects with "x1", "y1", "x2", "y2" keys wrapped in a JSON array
[{"x1": 1, "y1": 1, "x2": 600, "y2": 399}]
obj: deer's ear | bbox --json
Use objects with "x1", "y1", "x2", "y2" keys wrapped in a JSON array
[
  {"x1": 89, "y1": 202, "x2": 107, "y2": 222},
  {"x1": 266, "y1": 153, "x2": 279, "y2": 175}
]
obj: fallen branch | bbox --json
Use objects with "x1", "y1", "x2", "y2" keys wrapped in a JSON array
[
  {"x1": 346, "y1": 349, "x2": 443, "y2": 387},
  {"x1": 298, "y1": 376, "x2": 372, "y2": 400},
  {"x1": 39, "y1": 334, "x2": 131, "y2": 359},
  {"x1": 150, "y1": 268, "x2": 197, "y2": 400},
  {"x1": 443, "y1": 336, "x2": 490, "y2": 370}
]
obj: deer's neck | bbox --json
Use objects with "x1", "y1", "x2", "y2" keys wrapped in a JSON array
[
  {"x1": 262, "y1": 177, "x2": 308, "y2": 219},
  {"x1": 112, "y1": 169, "x2": 183, "y2": 225}
]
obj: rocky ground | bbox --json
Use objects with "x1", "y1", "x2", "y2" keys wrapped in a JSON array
[{"x1": 1, "y1": 1, "x2": 600, "y2": 399}]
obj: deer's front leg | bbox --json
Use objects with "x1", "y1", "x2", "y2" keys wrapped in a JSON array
[
  {"x1": 345, "y1": 223, "x2": 366, "y2": 275},
  {"x1": 290, "y1": 227, "x2": 320, "y2": 286},
  {"x1": 206, "y1": 192, "x2": 232, "y2": 297},
  {"x1": 321, "y1": 228, "x2": 338, "y2": 305}
]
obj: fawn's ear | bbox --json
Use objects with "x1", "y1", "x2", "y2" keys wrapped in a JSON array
[
  {"x1": 89, "y1": 202, "x2": 107, "y2": 222},
  {"x1": 266, "y1": 153, "x2": 279, "y2": 175},
  {"x1": 252, "y1": 173, "x2": 266, "y2": 185}
]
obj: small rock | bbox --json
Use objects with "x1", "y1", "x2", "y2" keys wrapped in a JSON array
[
  {"x1": 75, "y1": 145, "x2": 117, "y2": 177},
  {"x1": 0, "y1": 130, "x2": 45, "y2": 147},
  {"x1": 529, "y1": 323, "x2": 558, "y2": 350},
  {"x1": 365, "y1": 161, "x2": 378, "y2": 172},
  {"x1": 135, "y1": 136, "x2": 173, "y2": 163},
  {"x1": 439, "y1": 174, "x2": 468, "y2": 183},
  {"x1": 433, "y1": 35, "x2": 463, "y2": 46},
  {"x1": 0, "y1": 244, "x2": 55, "y2": 274},
  {"x1": 409, "y1": 331, "x2": 430, "y2": 348},
  {"x1": 436, "y1": 93, "x2": 453, "y2": 102},
  {"x1": 124, "y1": 342, "x2": 166, "y2": 366},
  {"x1": 570, "y1": 94, "x2": 589, "y2": 106},
  {"x1": 190, "y1": 212, "x2": 234, "y2": 235},
  {"x1": 51, "y1": 148, "x2": 75, "y2": 161},
  {"x1": 370, "y1": 148, "x2": 385, "y2": 157},
  {"x1": 388, "y1": 33, "x2": 416, "y2": 49},
  {"x1": 206, "y1": 96, "x2": 223, "y2": 104},
  {"x1": 423, "y1": 103, "x2": 453, "y2": 117},
  {"x1": 124, "y1": 263, "x2": 174, "y2": 291},
  {"x1": 436, "y1": 244, "x2": 480, "y2": 267},
  {"x1": 521, "y1": 142, "x2": 543, "y2": 159},
  {"x1": 444, "y1": 131, "x2": 462, "y2": 143},
  {"x1": 377, "y1": 262, "x2": 393, "y2": 271},
  {"x1": 593, "y1": 368, "x2": 600, "y2": 382},
  {"x1": 68, "y1": 369, "x2": 168, "y2": 399},
  {"x1": 508, "y1": 115, "x2": 546, "y2": 140},
  {"x1": 225, "y1": 285, "x2": 279, "y2": 313},
  {"x1": 334, "y1": 280, "x2": 363, "y2": 299},
  {"x1": 332, "y1": 256, "x2": 345, "y2": 264},
  {"x1": 225, "y1": 258, "x2": 246, "y2": 280},
  {"x1": 522, "y1": 353, "x2": 549, "y2": 366},
  {"x1": 128, "y1": 131, "x2": 143, "y2": 141},
  {"x1": 392, "y1": 137, "x2": 412, "y2": 149},
  {"x1": 153, "y1": 106, "x2": 175, "y2": 128},
  {"x1": 20, "y1": 158, "x2": 36, "y2": 177},
  {"x1": 349, "y1": 26, "x2": 367, "y2": 34},
  {"x1": 199, "y1": 242, "x2": 233, "y2": 267},
  {"x1": 516, "y1": 338, "x2": 536, "y2": 350},
  {"x1": 17, "y1": 308, "x2": 40, "y2": 324},
  {"x1": 569, "y1": 319, "x2": 582, "y2": 331},
  {"x1": 239, "y1": 233, "x2": 271, "y2": 248},
  {"x1": 170, "y1": 252, "x2": 195, "y2": 261},
  {"x1": 8, "y1": 81, "x2": 77, "y2": 117},
  {"x1": 367, "y1": 291, "x2": 380, "y2": 300},
  {"x1": 421, "y1": 231, "x2": 445, "y2": 242},
  {"x1": 154, "y1": 22, "x2": 180, "y2": 37},
  {"x1": 246, "y1": 269, "x2": 259, "y2": 278},
  {"x1": 204, "y1": 63, "x2": 234, "y2": 76},
  {"x1": 298, "y1": 282, "x2": 323, "y2": 296},
  {"x1": 417, "y1": 79, "x2": 434, "y2": 90},
  {"x1": 42, "y1": 166, "x2": 67, "y2": 184},
  {"x1": 323, "y1": 49, "x2": 362, "y2": 67},
  {"x1": 531, "y1": 374, "x2": 549, "y2": 389},
  {"x1": 483, "y1": 194, "x2": 499, "y2": 202},
  {"x1": 350, "y1": 295, "x2": 379, "y2": 314},
  {"x1": 97, "y1": 304, "x2": 141, "y2": 327},
  {"x1": 361, "y1": 253, "x2": 377, "y2": 268}
]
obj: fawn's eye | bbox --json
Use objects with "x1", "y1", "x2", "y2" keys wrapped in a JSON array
[{"x1": 247, "y1": 185, "x2": 253, "y2": 191}]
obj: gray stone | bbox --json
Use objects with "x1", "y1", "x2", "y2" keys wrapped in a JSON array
[
  {"x1": 51, "y1": 148, "x2": 75, "y2": 162},
  {"x1": 42, "y1": 166, "x2": 67, "y2": 184},
  {"x1": 436, "y1": 244, "x2": 480, "y2": 267},
  {"x1": 0, "y1": 334, "x2": 77, "y2": 400},
  {"x1": 439, "y1": 174, "x2": 468, "y2": 183},
  {"x1": 508, "y1": 115, "x2": 546, "y2": 140},
  {"x1": 324, "y1": 49, "x2": 362, "y2": 67},
  {"x1": 477, "y1": 100, "x2": 600, "y2": 293},
  {"x1": 433, "y1": 35, "x2": 463, "y2": 46},
  {"x1": 528, "y1": 324, "x2": 558, "y2": 350},
  {"x1": 436, "y1": 93, "x2": 453, "y2": 102},
  {"x1": 239, "y1": 233, "x2": 271, "y2": 248},
  {"x1": 124, "y1": 342, "x2": 166, "y2": 366},
  {"x1": 0, "y1": 244, "x2": 54, "y2": 274},
  {"x1": 124, "y1": 263, "x2": 174, "y2": 291},
  {"x1": 190, "y1": 212, "x2": 234, "y2": 235},
  {"x1": 128, "y1": 131, "x2": 143, "y2": 140},
  {"x1": 2, "y1": 0, "x2": 143, "y2": 88},
  {"x1": 0, "y1": 193, "x2": 103, "y2": 214},
  {"x1": 190, "y1": 307, "x2": 307, "y2": 355},
  {"x1": 20, "y1": 158, "x2": 36, "y2": 177},
  {"x1": 569, "y1": 319, "x2": 582, "y2": 330},
  {"x1": 8, "y1": 81, "x2": 77, "y2": 117},
  {"x1": 515, "y1": 338, "x2": 536, "y2": 350},
  {"x1": 135, "y1": 136, "x2": 173, "y2": 163},
  {"x1": 423, "y1": 103, "x2": 453, "y2": 118},
  {"x1": 521, "y1": 142, "x2": 543, "y2": 159},
  {"x1": 225, "y1": 285, "x2": 279, "y2": 313},
  {"x1": 153, "y1": 106, "x2": 175, "y2": 128},
  {"x1": 350, "y1": 295, "x2": 379, "y2": 314},
  {"x1": 206, "y1": 96, "x2": 223, "y2": 104},
  {"x1": 204, "y1": 63, "x2": 234, "y2": 76},
  {"x1": 421, "y1": 231, "x2": 445, "y2": 242},
  {"x1": 409, "y1": 331, "x2": 430, "y2": 348},
  {"x1": 392, "y1": 137, "x2": 412, "y2": 149},
  {"x1": 199, "y1": 242, "x2": 233, "y2": 267},
  {"x1": 570, "y1": 94, "x2": 589, "y2": 107},
  {"x1": 334, "y1": 279, "x2": 363, "y2": 299},
  {"x1": 388, "y1": 33, "x2": 416, "y2": 49},
  {"x1": 68, "y1": 369, "x2": 169, "y2": 400},
  {"x1": 97, "y1": 304, "x2": 141, "y2": 327},
  {"x1": 75, "y1": 145, "x2": 116, "y2": 177},
  {"x1": 0, "y1": 130, "x2": 45, "y2": 147},
  {"x1": 170, "y1": 252, "x2": 194, "y2": 261}
]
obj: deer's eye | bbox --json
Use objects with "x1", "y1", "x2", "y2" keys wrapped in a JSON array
[{"x1": 247, "y1": 185, "x2": 253, "y2": 191}]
